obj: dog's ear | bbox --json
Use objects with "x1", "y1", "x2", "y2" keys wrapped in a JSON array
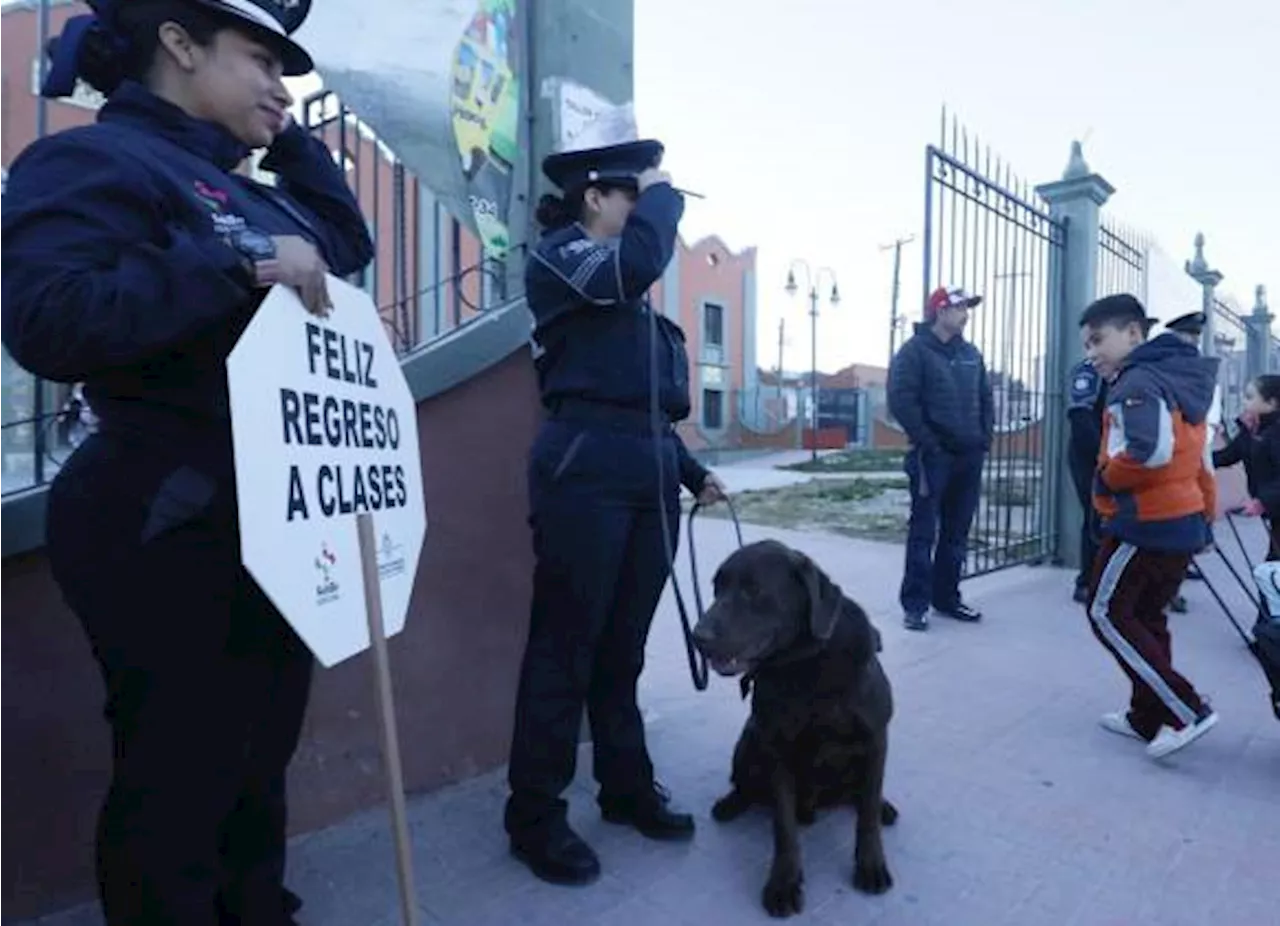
[{"x1": 789, "y1": 549, "x2": 843, "y2": 641}]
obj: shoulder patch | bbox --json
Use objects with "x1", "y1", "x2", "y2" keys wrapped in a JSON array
[{"x1": 1068, "y1": 364, "x2": 1100, "y2": 407}]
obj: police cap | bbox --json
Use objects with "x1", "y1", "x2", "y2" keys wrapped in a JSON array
[
  {"x1": 1165, "y1": 311, "x2": 1208, "y2": 336},
  {"x1": 541, "y1": 139, "x2": 665, "y2": 193},
  {"x1": 188, "y1": 1, "x2": 314, "y2": 74},
  {"x1": 45, "y1": 0, "x2": 314, "y2": 100}
]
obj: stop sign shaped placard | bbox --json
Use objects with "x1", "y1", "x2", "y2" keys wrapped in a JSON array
[{"x1": 227, "y1": 276, "x2": 427, "y2": 667}]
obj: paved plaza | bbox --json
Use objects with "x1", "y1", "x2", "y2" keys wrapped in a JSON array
[{"x1": 27, "y1": 506, "x2": 1279, "y2": 926}]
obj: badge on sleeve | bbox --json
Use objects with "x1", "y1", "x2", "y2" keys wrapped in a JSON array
[{"x1": 1068, "y1": 361, "x2": 1100, "y2": 409}]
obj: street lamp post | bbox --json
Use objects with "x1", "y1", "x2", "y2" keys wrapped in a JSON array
[{"x1": 786, "y1": 261, "x2": 840, "y2": 463}]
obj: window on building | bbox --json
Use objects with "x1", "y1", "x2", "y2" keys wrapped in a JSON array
[
  {"x1": 702, "y1": 388, "x2": 724, "y2": 430},
  {"x1": 703, "y1": 302, "x2": 725, "y2": 347}
]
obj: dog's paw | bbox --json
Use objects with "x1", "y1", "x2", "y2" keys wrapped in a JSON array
[
  {"x1": 880, "y1": 799, "x2": 899, "y2": 826},
  {"x1": 711, "y1": 789, "x2": 750, "y2": 823},
  {"x1": 852, "y1": 851, "x2": 893, "y2": 895},
  {"x1": 762, "y1": 863, "x2": 805, "y2": 917}
]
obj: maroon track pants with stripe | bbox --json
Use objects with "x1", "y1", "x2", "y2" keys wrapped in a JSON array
[{"x1": 1086, "y1": 537, "x2": 1208, "y2": 740}]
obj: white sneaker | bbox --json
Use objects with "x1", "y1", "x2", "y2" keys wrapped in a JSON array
[
  {"x1": 1147, "y1": 710, "x2": 1219, "y2": 759},
  {"x1": 1098, "y1": 711, "x2": 1144, "y2": 741}
]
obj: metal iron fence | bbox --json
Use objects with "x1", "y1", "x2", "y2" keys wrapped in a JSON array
[
  {"x1": 1213, "y1": 297, "x2": 1250, "y2": 423},
  {"x1": 299, "y1": 90, "x2": 526, "y2": 357},
  {"x1": 0, "y1": 358, "x2": 83, "y2": 496},
  {"x1": 1096, "y1": 219, "x2": 1148, "y2": 300},
  {"x1": 921, "y1": 111, "x2": 1067, "y2": 578}
]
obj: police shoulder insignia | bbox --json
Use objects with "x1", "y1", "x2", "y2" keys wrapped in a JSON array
[{"x1": 556, "y1": 238, "x2": 596, "y2": 259}]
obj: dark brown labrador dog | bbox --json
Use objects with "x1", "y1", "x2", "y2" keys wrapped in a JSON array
[{"x1": 691, "y1": 539, "x2": 896, "y2": 918}]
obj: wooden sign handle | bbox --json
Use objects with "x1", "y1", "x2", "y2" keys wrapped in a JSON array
[{"x1": 356, "y1": 512, "x2": 421, "y2": 926}]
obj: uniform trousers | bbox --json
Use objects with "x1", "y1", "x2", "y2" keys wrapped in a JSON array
[
  {"x1": 47, "y1": 435, "x2": 313, "y2": 925},
  {"x1": 505, "y1": 417, "x2": 681, "y2": 840}
]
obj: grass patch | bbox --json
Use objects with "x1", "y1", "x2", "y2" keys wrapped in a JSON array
[
  {"x1": 781, "y1": 449, "x2": 906, "y2": 473},
  {"x1": 690, "y1": 477, "x2": 910, "y2": 541}
]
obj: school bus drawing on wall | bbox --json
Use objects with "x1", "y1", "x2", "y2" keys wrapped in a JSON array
[{"x1": 449, "y1": 0, "x2": 520, "y2": 253}]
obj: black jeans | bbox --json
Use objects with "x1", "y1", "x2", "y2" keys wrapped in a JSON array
[
  {"x1": 505, "y1": 419, "x2": 680, "y2": 841},
  {"x1": 47, "y1": 436, "x2": 313, "y2": 926},
  {"x1": 899, "y1": 446, "x2": 984, "y2": 615}
]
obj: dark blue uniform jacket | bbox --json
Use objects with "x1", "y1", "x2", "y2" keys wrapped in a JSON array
[
  {"x1": 1067, "y1": 358, "x2": 1106, "y2": 472},
  {"x1": 525, "y1": 182, "x2": 708, "y2": 494},
  {"x1": 887, "y1": 322, "x2": 994, "y2": 454},
  {"x1": 2, "y1": 82, "x2": 373, "y2": 485}
]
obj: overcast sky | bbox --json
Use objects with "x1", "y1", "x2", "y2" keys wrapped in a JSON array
[{"x1": 636, "y1": 0, "x2": 1277, "y2": 373}]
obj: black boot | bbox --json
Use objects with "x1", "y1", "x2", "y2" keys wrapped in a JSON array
[
  {"x1": 935, "y1": 602, "x2": 983, "y2": 622},
  {"x1": 599, "y1": 783, "x2": 695, "y2": 842},
  {"x1": 509, "y1": 821, "x2": 601, "y2": 887}
]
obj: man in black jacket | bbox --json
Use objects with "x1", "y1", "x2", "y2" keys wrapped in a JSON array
[{"x1": 888, "y1": 286, "x2": 994, "y2": 631}]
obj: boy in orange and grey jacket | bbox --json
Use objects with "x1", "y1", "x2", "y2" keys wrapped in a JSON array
[{"x1": 1079, "y1": 294, "x2": 1220, "y2": 761}]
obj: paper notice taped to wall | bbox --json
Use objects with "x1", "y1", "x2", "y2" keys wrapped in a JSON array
[{"x1": 551, "y1": 79, "x2": 639, "y2": 153}]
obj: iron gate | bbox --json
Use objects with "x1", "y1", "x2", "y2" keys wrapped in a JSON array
[{"x1": 920, "y1": 114, "x2": 1067, "y2": 579}]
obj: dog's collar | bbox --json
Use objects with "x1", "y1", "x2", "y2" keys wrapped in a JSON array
[{"x1": 738, "y1": 636, "x2": 829, "y2": 699}]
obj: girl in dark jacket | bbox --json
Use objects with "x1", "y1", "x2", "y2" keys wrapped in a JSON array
[{"x1": 1213, "y1": 374, "x2": 1280, "y2": 562}]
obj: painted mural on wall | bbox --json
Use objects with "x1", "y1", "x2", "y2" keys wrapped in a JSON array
[
  {"x1": 450, "y1": 0, "x2": 520, "y2": 253},
  {"x1": 297, "y1": 0, "x2": 524, "y2": 256}
]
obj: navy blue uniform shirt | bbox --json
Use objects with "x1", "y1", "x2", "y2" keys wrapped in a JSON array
[
  {"x1": 1, "y1": 81, "x2": 374, "y2": 470},
  {"x1": 525, "y1": 182, "x2": 708, "y2": 493},
  {"x1": 1067, "y1": 358, "x2": 1107, "y2": 465}
]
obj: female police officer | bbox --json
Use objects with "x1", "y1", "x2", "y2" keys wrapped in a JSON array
[
  {"x1": 504, "y1": 139, "x2": 727, "y2": 886},
  {"x1": 1, "y1": 2, "x2": 372, "y2": 923}
]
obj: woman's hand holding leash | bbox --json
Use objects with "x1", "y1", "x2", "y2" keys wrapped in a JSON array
[{"x1": 697, "y1": 473, "x2": 728, "y2": 506}]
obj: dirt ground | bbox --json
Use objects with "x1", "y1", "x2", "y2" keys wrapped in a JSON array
[
  {"x1": 692, "y1": 477, "x2": 914, "y2": 541},
  {"x1": 693, "y1": 470, "x2": 1046, "y2": 565}
]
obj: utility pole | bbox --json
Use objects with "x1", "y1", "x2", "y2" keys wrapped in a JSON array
[{"x1": 882, "y1": 236, "x2": 915, "y2": 366}]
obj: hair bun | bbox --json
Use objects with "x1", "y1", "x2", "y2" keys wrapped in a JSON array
[{"x1": 535, "y1": 193, "x2": 574, "y2": 231}]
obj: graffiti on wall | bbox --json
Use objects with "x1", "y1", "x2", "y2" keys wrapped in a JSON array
[{"x1": 450, "y1": 0, "x2": 521, "y2": 253}]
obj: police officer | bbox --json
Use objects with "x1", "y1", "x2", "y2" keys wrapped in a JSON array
[
  {"x1": 505, "y1": 139, "x2": 727, "y2": 886},
  {"x1": 1, "y1": 2, "x2": 373, "y2": 923},
  {"x1": 1165, "y1": 310, "x2": 1221, "y2": 590},
  {"x1": 1067, "y1": 357, "x2": 1107, "y2": 602}
]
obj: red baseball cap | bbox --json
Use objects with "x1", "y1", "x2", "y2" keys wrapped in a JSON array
[{"x1": 926, "y1": 286, "x2": 983, "y2": 319}]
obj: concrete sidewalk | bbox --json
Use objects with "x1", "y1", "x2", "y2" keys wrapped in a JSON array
[{"x1": 29, "y1": 519, "x2": 1279, "y2": 926}]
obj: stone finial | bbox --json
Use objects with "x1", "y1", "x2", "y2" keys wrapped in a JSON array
[
  {"x1": 1063, "y1": 140, "x2": 1090, "y2": 180},
  {"x1": 1185, "y1": 232, "x2": 1209, "y2": 276},
  {"x1": 1256, "y1": 284, "x2": 1269, "y2": 311}
]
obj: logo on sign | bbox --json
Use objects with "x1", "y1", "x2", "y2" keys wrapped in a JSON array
[
  {"x1": 314, "y1": 542, "x2": 340, "y2": 605},
  {"x1": 378, "y1": 531, "x2": 406, "y2": 580}
]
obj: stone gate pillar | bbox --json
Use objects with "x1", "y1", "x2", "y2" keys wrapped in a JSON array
[{"x1": 1035, "y1": 142, "x2": 1113, "y2": 572}]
